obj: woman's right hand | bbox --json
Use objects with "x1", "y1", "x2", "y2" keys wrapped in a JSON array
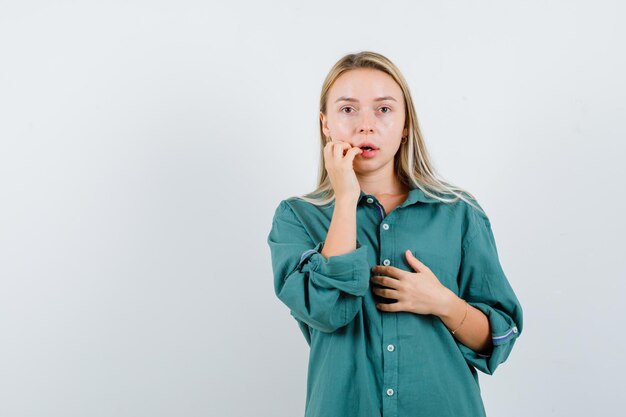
[{"x1": 323, "y1": 140, "x2": 363, "y2": 204}]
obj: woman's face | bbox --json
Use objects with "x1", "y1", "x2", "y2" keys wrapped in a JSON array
[{"x1": 320, "y1": 68, "x2": 407, "y2": 173}]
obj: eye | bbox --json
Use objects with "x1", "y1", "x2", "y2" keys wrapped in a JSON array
[
  {"x1": 341, "y1": 107, "x2": 354, "y2": 114},
  {"x1": 380, "y1": 106, "x2": 391, "y2": 114}
]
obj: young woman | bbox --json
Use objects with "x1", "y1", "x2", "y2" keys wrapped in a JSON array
[{"x1": 267, "y1": 51, "x2": 523, "y2": 417}]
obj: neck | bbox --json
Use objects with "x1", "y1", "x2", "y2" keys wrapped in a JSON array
[{"x1": 357, "y1": 172, "x2": 408, "y2": 197}]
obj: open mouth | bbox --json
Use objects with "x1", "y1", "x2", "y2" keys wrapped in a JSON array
[{"x1": 358, "y1": 146, "x2": 379, "y2": 158}]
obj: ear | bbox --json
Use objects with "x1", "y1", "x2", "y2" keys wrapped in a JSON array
[
  {"x1": 320, "y1": 111, "x2": 330, "y2": 137},
  {"x1": 402, "y1": 126, "x2": 408, "y2": 137}
]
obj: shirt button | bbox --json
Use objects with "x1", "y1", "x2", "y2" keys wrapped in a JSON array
[
  {"x1": 382, "y1": 223, "x2": 389, "y2": 230},
  {"x1": 386, "y1": 388, "x2": 394, "y2": 396},
  {"x1": 387, "y1": 344, "x2": 395, "y2": 352},
  {"x1": 513, "y1": 326, "x2": 518, "y2": 333},
  {"x1": 383, "y1": 259, "x2": 390, "y2": 266},
  {"x1": 366, "y1": 197, "x2": 374, "y2": 203}
]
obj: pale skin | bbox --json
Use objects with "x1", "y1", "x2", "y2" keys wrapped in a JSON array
[{"x1": 318, "y1": 68, "x2": 493, "y2": 356}]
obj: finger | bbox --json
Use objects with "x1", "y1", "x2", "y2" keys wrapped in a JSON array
[
  {"x1": 332, "y1": 141, "x2": 352, "y2": 159},
  {"x1": 372, "y1": 265, "x2": 404, "y2": 279},
  {"x1": 376, "y1": 301, "x2": 403, "y2": 312},
  {"x1": 405, "y1": 250, "x2": 430, "y2": 273},
  {"x1": 372, "y1": 287, "x2": 399, "y2": 299},
  {"x1": 323, "y1": 142, "x2": 331, "y2": 163},
  {"x1": 345, "y1": 146, "x2": 363, "y2": 162},
  {"x1": 370, "y1": 275, "x2": 399, "y2": 289}
]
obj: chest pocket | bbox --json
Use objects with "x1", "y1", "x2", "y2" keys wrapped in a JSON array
[{"x1": 411, "y1": 248, "x2": 460, "y2": 295}]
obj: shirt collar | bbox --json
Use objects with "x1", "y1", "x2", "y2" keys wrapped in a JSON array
[{"x1": 354, "y1": 183, "x2": 442, "y2": 207}]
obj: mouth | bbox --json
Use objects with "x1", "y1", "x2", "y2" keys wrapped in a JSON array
[
  {"x1": 358, "y1": 145, "x2": 379, "y2": 159},
  {"x1": 358, "y1": 143, "x2": 379, "y2": 151}
]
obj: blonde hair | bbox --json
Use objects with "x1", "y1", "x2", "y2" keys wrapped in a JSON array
[{"x1": 292, "y1": 50, "x2": 484, "y2": 215}]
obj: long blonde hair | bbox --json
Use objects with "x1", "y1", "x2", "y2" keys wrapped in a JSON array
[{"x1": 292, "y1": 51, "x2": 484, "y2": 215}]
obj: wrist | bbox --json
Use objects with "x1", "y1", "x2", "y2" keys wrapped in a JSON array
[
  {"x1": 436, "y1": 288, "x2": 462, "y2": 319},
  {"x1": 334, "y1": 197, "x2": 358, "y2": 208}
]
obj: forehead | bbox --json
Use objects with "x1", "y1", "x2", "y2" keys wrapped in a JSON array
[{"x1": 329, "y1": 68, "x2": 404, "y2": 103}]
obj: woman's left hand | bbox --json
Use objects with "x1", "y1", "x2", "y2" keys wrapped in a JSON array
[{"x1": 370, "y1": 250, "x2": 453, "y2": 316}]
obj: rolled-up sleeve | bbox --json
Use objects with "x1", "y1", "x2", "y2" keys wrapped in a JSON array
[
  {"x1": 456, "y1": 207, "x2": 524, "y2": 375},
  {"x1": 267, "y1": 201, "x2": 371, "y2": 335}
]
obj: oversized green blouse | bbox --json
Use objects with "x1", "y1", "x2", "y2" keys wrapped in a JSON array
[{"x1": 267, "y1": 184, "x2": 523, "y2": 417}]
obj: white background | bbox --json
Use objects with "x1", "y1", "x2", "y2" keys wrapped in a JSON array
[{"x1": 1, "y1": 1, "x2": 624, "y2": 416}]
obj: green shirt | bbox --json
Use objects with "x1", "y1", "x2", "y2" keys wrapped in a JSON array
[{"x1": 267, "y1": 183, "x2": 523, "y2": 417}]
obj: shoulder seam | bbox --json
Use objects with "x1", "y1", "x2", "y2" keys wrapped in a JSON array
[
  {"x1": 276, "y1": 200, "x2": 317, "y2": 246},
  {"x1": 462, "y1": 205, "x2": 491, "y2": 253}
]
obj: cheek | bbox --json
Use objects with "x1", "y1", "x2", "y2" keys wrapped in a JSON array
[
  {"x1": 380, "y1": 116, "x2": 404, "y2": 131},
  {"x1": 329, "y1": 122, "x2": 354, "y2": 138}
]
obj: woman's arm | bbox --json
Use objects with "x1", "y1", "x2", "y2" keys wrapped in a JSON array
[
  {"x1": 268, "y1": 200, "x2": 370, "y2": 334},
  {"x1": 320, "y1": 198, "x2": 359, "y2": 258},
  {"x1": 437, "y1": 292, "x2": 493, "y2": 355},
  {"x1": 452, "y1": 206, "x2": 523, "y2": 374}
]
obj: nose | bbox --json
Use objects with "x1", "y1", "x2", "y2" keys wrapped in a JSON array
[{"x1": 359, "y1": 112, "x2": 375, "y2": 135}]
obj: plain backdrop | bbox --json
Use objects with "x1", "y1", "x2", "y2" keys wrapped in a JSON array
[{"x1": 1, "y1": 1, "x2": 625, "y2": 416}]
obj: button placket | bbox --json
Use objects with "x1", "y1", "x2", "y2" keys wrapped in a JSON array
[{"x1": 375, "y1": 200, "x2": 397, "y2": 415}]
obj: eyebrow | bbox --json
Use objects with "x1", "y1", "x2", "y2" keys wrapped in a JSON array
[{"x1": 334, "y1": 96, "x2": 397, "y2": 103}]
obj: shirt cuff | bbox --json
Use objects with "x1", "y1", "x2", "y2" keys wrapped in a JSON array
[
  {"x1": 456, "y1": 301, "x2": 521, "y2": 375},
  {"x1": 296, "y1": 241, "x2": 370, "y2": 296}
]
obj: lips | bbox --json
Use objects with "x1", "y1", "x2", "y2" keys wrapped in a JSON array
[
  {"x1": 359, "y1": 147, "x2": 379, "y2": 159},
  {"x1": 357, "y1": 142, "x2": 379, "y2": 151}
]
